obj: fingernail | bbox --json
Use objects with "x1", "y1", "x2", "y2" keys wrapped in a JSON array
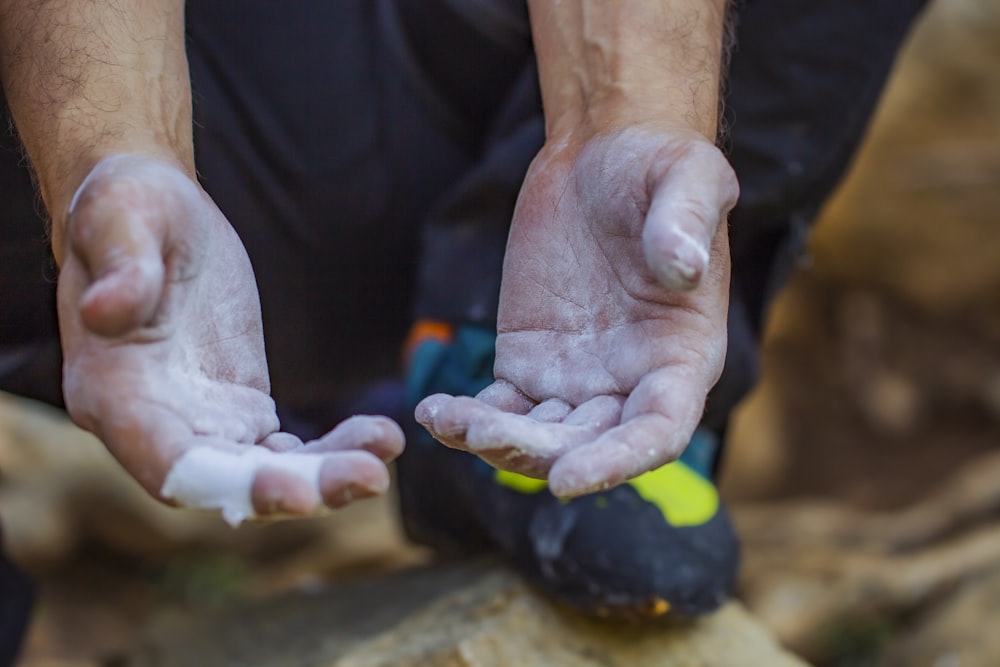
[
  {"x1": 649, "y1": 228, "x2": 708, "y2": 291},
  {"x1": 414, "y1": 399, "x2": 438, "y2": 425}
]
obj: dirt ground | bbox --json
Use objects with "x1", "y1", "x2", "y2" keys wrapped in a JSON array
[{"x1": 2, "y1": 0, "x2": 999, "y2": 665}]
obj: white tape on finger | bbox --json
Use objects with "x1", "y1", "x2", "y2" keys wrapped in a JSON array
[{"x1": 161, "y1": 447, "x2": 327, "y2": 526}]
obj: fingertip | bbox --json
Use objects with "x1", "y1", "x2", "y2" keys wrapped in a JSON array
[
  {"x1": 547, "y1": 444, "x2": 628, "y2": 499},
  {"x1": 643, "y1": 226, "x2": 709, "y2": 292},
  {"x1": 414, "y1": 393, "x2": 449, "y2": 426},
  {"x1": 318, "y1": 452, "x2": 390, "y2": 509},
  {"x1": 352, "y1": 415, "x2": 405, "y2": 462},
  {"x1": 381, "y1": 425, "x2": 406, "y2": 462},
  {"x1": 475, "y1": 380, "x2": 535, "y2": 414},
  {"x1": 426, "y1": 396, "x2": 485, "y2": 441},
  {"x1": 310, "y1": 415, "x2": 406, "y2": 462},
  {"x1": 548, "y1": 417, "x2": 678, "y2": 498},
  {"x1": 79, "y1": 258, "x2": 163, "y2": 336},
  {"x1": 251, "y1": 466, "x2": 321, "y2": 516}
]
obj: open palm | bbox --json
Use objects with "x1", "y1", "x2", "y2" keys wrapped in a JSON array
[
  {"x1": 417, "y1": 128, "x2": 738, "y2": 497},
  {"x1": 58, "y1": 156, "x2": 402, "y2": 523}
]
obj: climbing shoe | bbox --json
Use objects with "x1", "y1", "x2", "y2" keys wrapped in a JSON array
[{"x1": 398, "y1": 321, "x2": 740, "y2": 619}]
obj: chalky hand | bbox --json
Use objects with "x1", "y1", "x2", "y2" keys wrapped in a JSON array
[
  {"x1": 58, "y1": 155, "x2": 403, "y2": 524},
  {"x1": 417, "y1": 128, "x2": 737, "y2": 498}
]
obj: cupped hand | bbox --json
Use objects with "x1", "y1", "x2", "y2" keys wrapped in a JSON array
[
  {"x1": 416, "y1": 128, "x2": 738, "y2": 498},
  {"x1": 57, "y1": 155, "x2": 403, "y2": 524}
]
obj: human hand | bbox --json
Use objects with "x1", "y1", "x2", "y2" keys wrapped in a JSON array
[
  {"x1": 416, "y1": 128, "x2": 737, "y2": 498},
  {"x1": 57, "y1": 155, "x2": 403, "y2": 525}
]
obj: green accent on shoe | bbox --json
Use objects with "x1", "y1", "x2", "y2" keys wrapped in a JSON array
[
  {"x1": 493, "y1": 459, "x2": 719, "y2": 528},
  {"x1": 494, "y1": 469, "x2": 548, "y2": 493},
  {"x1": 628, "y1": 460, "x2": 719, "y2": 527}
]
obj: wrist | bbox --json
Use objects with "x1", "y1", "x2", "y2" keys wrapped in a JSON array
[
  {"x1": 529, "y1": 0, "x2": 728, "y2": 142},
  {"x1": 49, "y1": 143, "x2": 190, "y2": 213}
]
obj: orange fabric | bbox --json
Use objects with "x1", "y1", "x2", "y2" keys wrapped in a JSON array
[{"x1": 403, "y1": 319, "x2": 454, "y2": 363}]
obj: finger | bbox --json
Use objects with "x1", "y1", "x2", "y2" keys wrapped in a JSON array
[
  {"x1": 414, "y1": 394, "x2": 476, "y2": 445},
  {"x1": 421, "y1": 396, "x2": 602, "y2": 477},
  {"x1": 317, "y1": 451, "x2": 391, "y2": 509},
  {"x1": 298, "y1": 415, "x2": 404, "y2": 463},
  {"x1": 464, "y1": 410, "x2": 579, "y2": 466},
  {"x1": 161, "y1": 443, "x2": 391, "y2": 523},
  {"x1": 187, "y1": 385, "x2": 280, "y2": 444},
  {"x1": 526, "y1": 398, "x2": 573, "y2": 423},
  {"x1": 417, "y1": 395, "x2": 510, "y2": 449},
  {"x1": 548, "y1": 414, "x2": 681, "y2": 498},
  {"x1": 562, "y1": 394, "x2": 625, "y2": 429},
  {"x1": 160, "y1": 441, "x2": 290, "y2": 526},
  {"x1": 75, "y1": 233, "x2": 165, "y2": 336},
  {"x1": 469, "y1": 396, "x2": 623, "y2": 477},
  {"x1": 475, "y1": 380, "x2": 536, "y2": 414},
  {"x1": 547, "y1": 367, "x2": 707, "y2": 497},
  {"x1": 642, "y1": 143, "x2": 738, "y2": 291},
  {"x1": 251, "y1": 465, "x2": 322, "y2": 516},
  {"x1": 68, "y1": 177, "x2": 166, "y2": 337},
  {"x1": 259, "y1": 432, "x2": 302, "y2": 453},
  {"x1": 414, "y1": 383, "x2": 532, "y2": 436}
]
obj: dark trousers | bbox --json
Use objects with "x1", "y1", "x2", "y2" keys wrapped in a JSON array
[
  {"x1": 0, "y1": 0, "x2": 927, "y2": 652},
  {"x1": 0, "y1": 528, "x2": 33, "y2": 666}
]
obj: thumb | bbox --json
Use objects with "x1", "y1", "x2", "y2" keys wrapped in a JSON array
[
  {"x1": 66, "y1": 164, "x2": 166, "y2": 337},
  {"x1": 642, "y1": 142, "x2": 739, "y2": 291}
]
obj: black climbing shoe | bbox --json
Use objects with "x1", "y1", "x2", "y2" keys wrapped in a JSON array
[{"x1": 398, "y1": 322, "x2": 740, "y2": 619}]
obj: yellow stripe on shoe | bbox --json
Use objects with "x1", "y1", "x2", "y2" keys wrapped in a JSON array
[
  {"x1": 493, "y1": 460, "x2": 719, "y2": 527},
  {"x1": 494, "y1": 469, "x2": 549, "y2": 494},
  {"x1": 628, "y1": 461, "x2": 719, "y2": 527}
]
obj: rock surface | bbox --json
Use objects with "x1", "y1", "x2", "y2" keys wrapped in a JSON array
[
  {"x1": 735, "y1": 451, "x2": 1000, "y2": 662},
  {"x1": 878, "y1": 566, "x2": 1000, "y2": 667},
  {"x1": 120, "y1": 561, "x2": 810, "y2": 667},
  {"x1": 722, "y1": 0, "x2": 1000, "y2": 509},
  {"x1": 0, "y1": 392, "x2": 423, "y2": 578}
]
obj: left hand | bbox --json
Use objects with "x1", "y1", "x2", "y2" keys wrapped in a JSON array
[
  {"x1": 58, "y1": 155, "x2": 403, "y2": 524},
  {"x1": 416, "y1": 127, "x2": 738, "y2": 498}
]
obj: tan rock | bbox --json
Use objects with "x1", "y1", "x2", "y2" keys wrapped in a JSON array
[
  {"x1": 807, "y1": 0, "x2": 1000, "y2": 316},
  {"x1": 0, "y1": 392, "x2": 421, "y2": 577},
  {"x1": 121, "y1": 561, "x2": 810, "y2": 667},
  {"x1": 878, "y1": 566, "x2": 1000, "y2": 667},
  {"x1": 734, "y1": 449, "x2": 1000, "y2": 660},
  {"x1": 724, "y1": 0, "x2": 1000, "y2": 508}
]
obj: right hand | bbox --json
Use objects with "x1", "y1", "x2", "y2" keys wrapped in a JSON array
[
  {"x1": 417, "y1": 128, "x2": 736, "y2": 498},
  {"x1": 57, "y1": 155, "x2": 403, "y2": 522}
]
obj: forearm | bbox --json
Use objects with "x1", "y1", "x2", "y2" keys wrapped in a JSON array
[
  {"x1": 0, "y1": 0, "x2": 192, "y2": 260},
  {"x1": 527, "y1": 0, "x2": 728, "y2": 140}
]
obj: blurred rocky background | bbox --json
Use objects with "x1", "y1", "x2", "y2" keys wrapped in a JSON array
[
  {"x1": 720, "y1": 0, "x2": 1000, "y2": 663},
  {"x1": 2, "y1": 0, "x2": 998, "y2": 664}
]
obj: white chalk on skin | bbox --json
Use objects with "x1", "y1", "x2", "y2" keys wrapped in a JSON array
[
  {"x1": 161, "y1": 447, "x2": 328, "y2": 526},
  {"x1": 644, "y1": 225, "x2": 710, "y2": 291}
]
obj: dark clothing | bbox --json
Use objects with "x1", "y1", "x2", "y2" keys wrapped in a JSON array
[
  {"x1": 710, "y1": 0, "x2": 929, "y2": 430},
  {"x1": 0, "y1": 528, "x2": 34, "y2": 667},
  {"x1": 0, "y1": 0, "x2": 928, "y2": 423},
  {"x1": 0, "y1": 0, "x2": 927, "y2": 650}
]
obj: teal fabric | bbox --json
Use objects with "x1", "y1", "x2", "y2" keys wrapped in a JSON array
[{"x1": 406, "y1": 325, "x2": 497, "y2": 409}]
